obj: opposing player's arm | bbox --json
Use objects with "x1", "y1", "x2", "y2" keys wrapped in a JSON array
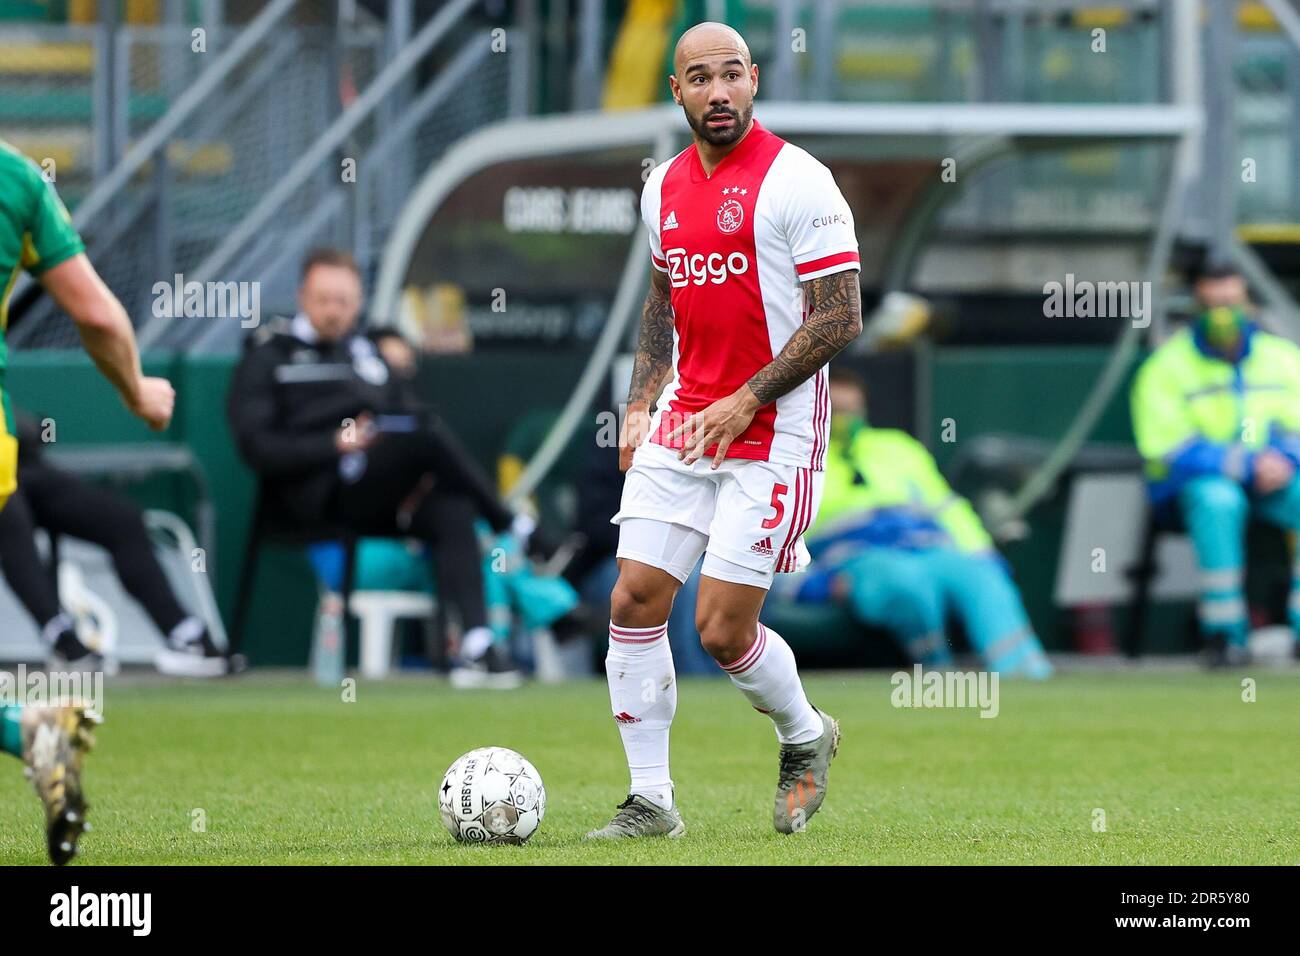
[
  {"x1": 619, "y1": 266, "x2": 674, "y2": 471},
  {"x1": 746, "y1": 270, "x2": 863, "y2": 405},
  {"x1": 40, "y1": 254, "x2": 174, "y2": 431}
]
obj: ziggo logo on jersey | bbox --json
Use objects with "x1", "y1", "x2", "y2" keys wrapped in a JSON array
[{"x1": 665, "y1": 247, "x2": 749, "y2": 287}]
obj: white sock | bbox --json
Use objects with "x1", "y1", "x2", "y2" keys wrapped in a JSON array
[
  {"x1": 722, "y1": 622, "x2": 822, "y2": 744},
  {"x1": 605, "y1": 621, "x2": 676, "y2": 810}
]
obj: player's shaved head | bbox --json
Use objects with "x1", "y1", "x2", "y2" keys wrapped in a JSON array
[
  {"x1": 669, "y1": 22, "x2": 757, "y2": 150},
  {"x1": 673, "y1": 21, "x2": 751, "y2": 75}
]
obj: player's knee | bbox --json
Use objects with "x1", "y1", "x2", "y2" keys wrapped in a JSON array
[
  {"x1": 610, "y1": 572, "x2": 671, "y2": 628},
  {"x1": 695, "y1": 607, "x2": 754, "y2": 665}
]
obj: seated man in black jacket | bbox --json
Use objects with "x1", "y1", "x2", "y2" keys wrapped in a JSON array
[
  {"x1": 226, "y1": 248, "x2": 531, "y2": 678},
  {"x1": 0, "y1": 413, "x2": 236, "y2": 676}
]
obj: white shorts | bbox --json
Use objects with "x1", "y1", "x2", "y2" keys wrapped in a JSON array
[{"x1": 613, "y1": 441, "x2": 824, "y2": 590}]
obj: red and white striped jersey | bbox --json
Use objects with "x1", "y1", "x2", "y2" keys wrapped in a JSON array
[{"x1": 642, "y1": 120, "x2": 860, "y2": 471}]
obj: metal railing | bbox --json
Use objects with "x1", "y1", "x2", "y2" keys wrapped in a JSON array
[
  {"x1": 10, "y1": 0, "x2": 1300, "y2": 353},
  {"x1": 7, "y1": 0, "x2": 533, "y2": 352},
  {"x1": 7, "y1": 0, "x2": 313, "y2": 348},
  {"x1": 145, "y1": 0, "x2": 525, "y2": 352}
]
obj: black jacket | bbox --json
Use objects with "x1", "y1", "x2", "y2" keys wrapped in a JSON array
[{"x1": 226, "y1": 315, "x2": 411, "y2": 526}]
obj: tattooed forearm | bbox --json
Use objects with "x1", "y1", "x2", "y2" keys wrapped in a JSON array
[
  {"x1": 746, "y1": 270, "x2": 862, "y2": 405},
  {"x1": 628, "y1": 267, "x2": 675, "y2": 407}
]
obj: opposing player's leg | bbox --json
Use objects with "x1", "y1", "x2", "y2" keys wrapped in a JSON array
[
  {"x1": 0, "y1": 408, "x2": 100, "y2": 864},
  {"x1": 2, "y1": 702, "x2": 100, "y2": 865}
]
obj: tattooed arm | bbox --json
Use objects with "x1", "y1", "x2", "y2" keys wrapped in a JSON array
[
  {"x1": 748, "y1": 270, "x2": 863, "y2": 404},
  {"x1": 667, "y1": 269, "x2": 863, "y2": 467},
  {"x1": 628, "y1": 266, "x2": 675, "y2": 407},
  {"x1": 620, "y1": 266, "x2": 675, "y2": 471}
]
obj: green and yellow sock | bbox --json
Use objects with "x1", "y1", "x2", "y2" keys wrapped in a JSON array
[{"x1": 1, "y1": 705, "x2": 23, "y2": 758}]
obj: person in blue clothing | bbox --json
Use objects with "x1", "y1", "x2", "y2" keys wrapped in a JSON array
[
  {"x1": 1130, "y1": 261, "x2": 1300, "y2": 665},
  {"x1": 772, "y1": 367, "x2": 1051, "y2": 678}
]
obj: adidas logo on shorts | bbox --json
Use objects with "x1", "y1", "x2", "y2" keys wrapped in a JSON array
[
  {"x1": 750, "y1": 536, "x2": 774, "y2": 557},
  {"x1": 614, "y1": 712, "x2": 642, "y2": 724}
]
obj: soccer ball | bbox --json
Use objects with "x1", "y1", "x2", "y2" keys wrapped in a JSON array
[{"x1": 438, "y1": 747, "x2": 546, "y2": 845}]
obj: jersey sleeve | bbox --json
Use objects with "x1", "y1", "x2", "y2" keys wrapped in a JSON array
[
  {"x1": 639, "y1": 166, "x2": 667, "y2": 273},
  {"x1": 780, "y1": 155, "x2": 859, "y2": 282},
  {"x1": 22, "y1": 161, "x2": 85, "y2": 276}
]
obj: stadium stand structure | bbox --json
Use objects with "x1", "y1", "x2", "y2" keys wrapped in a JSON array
[{"x1": 11, "y1": 1, "x2": 1300, "y2": 352}]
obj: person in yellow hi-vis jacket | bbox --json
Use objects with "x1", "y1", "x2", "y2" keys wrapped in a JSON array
[
  {"x1": 1, "y1": 140, "x2": 177, "y2": 865},
  {"x1": 1131, "y1": 261, "x2": 1300, "y2": 666},
  {"x1": 771, "y1": 367, "x2": 1051, "y2": 678}
]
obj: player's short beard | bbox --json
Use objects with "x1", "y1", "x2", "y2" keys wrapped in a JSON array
[{"x1": 685, "y1": 101, "x2": 753, "y2": 147}]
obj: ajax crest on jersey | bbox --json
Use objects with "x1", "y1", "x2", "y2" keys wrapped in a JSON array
[
  {"x1": 438, "y1": 747, "x2": 546, "y2": 844},
  {"x1": 716, "y1": 197, "x2": 744, "y2": 234}
]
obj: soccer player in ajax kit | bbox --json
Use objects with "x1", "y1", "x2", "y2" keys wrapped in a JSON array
[{"x1": 588, "y1": 22, "x2": 864, "y2": 839}]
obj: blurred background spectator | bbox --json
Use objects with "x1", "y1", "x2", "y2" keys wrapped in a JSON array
[
  {"x1": 1131, "y1": 261, "x2": 1300, "y2": 666},
  {"x1": 771, "y1": 368, "x2": 1052, "y2": 678}
]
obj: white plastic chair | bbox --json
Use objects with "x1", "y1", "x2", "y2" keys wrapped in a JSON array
[{"x1": 345, "y1": 591, "x2": 437, "y2": 678}]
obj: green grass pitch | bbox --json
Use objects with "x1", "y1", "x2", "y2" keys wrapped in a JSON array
[{"x1": 2, "y1": 670, "x2": 1297, "y2": 865}]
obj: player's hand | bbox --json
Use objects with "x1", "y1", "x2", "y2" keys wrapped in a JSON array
[
  {"x1": 619, "y1": 402, "x2": 652, "y2": 472},
  {"x1": 666, "y1": 385, "x2": 761, "y2": 469},
  {"x1": 124, "y1": 376, "x2": 175, "y2": 431},
  {"x1": 1253, "y1": 449, "x2": 1295, "y2": 495}
]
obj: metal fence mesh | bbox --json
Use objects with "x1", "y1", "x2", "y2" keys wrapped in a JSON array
[
  {"x1": 7, "y1": 1, "x2": 384, "y2": 350},
  {"x1": 7, "y1": 1, "x2": 1297, "y2": 349},
  {"x1": 144, "y1": 17, "x2": 515, "y2": 352}
]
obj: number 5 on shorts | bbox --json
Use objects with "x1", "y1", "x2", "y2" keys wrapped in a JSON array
[{"x1": 761, "y1": 483, "x2": 789, "y2": 530}]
